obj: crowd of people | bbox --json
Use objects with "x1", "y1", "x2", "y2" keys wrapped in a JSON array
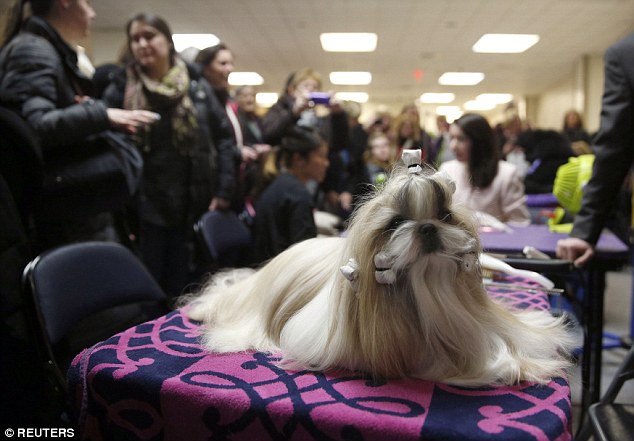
[{"x1": 1, "y1": 1, "x2": 616, "y2": 297}]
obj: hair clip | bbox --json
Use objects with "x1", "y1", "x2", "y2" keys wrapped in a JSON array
[
  {"x1": 402, "y1": 149, "x2": 423, "y2": 174},
  {"x1": 374, "y1": 252, "x2": 396, "y2": 285},
  {"x1": 461, "y1": 253, "x2": 477, "y2": 272},
  {"x1": 339, "y1": 258, "x2": 360, "y2": 291}
]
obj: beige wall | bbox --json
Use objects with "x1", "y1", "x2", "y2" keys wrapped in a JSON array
[{"x1": 528, "y1": 53, "x2": 604, "y2": 134}]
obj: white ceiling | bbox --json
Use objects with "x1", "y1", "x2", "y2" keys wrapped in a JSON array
[{"x1": 3, "y1": 0, "x2": 634, "y2": 116}]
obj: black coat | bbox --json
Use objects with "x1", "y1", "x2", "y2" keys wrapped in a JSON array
[
  {"x1": 515, "y1": 129, "x2": 574, "y2": 194},
  {"x1": 251, "y1": 172, "x2": 316, "y2": 264},
  {"x1": 102, "y1": 65, "x2": 236, "y2": 227},
  {"x1": 571, "y1": 32, "x2": 634, "y2": 245},
  {"x1": 0, "y1": 16, "x2": 111, "y2": 149}
]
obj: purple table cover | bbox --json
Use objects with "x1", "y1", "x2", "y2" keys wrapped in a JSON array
[
  {"x1": 480, "y1": 224, "x2": 628, "y2": 260},
  {"x1": 525, "y1": 193, "x2": 559, "y2": 208},
  {"x1": 68, "y1": 277, "x2": 572, "y2": 441}
]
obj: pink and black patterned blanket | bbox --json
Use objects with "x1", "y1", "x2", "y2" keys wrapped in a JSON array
[{"x1": 68, "y1": 278, "x2": 572, "y2": 440}]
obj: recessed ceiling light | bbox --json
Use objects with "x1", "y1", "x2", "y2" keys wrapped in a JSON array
[
  {"x1": 472, "y1": 34, "x2": 539, "y2": 53},
  {"x1": 436, "y1": 105, "x2": 463, "y2": 119},
  {"x1": 476, "y1": 93, "x2": 513, "y2": 104},
  {"x1": 172, "y1": 34, "x2": 220, "y2": 52},
  {"x1": 464, "y1": 100, "x2": 496, "y2": 111},
  {"x1": 320, "y1": 33, "x2": 378, "y2": 52},
  {"x1": 256, "y1": 93, "x2": 279, "y2": 107},
  {"x1": 228, "y1": 72, "x2": 264, "y2": 86},
  {"x1": 329, "y1": 72, "x2": 372, "y2": 85},
  {"x1": 334, "y1": 92, "x2": 369, "y2": 103},
  {"x1": 438, "y1": 72, "x2": 485, "y2": 86},
  {"x1": 420, "y1": 93, "x2": 455, "y2": 104}
]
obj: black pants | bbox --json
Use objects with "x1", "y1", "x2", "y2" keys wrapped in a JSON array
[{"x1": 139, "y1": 221, "x2": 190, "y2": 297}]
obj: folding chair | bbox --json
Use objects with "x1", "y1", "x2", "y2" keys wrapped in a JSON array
[
  {"x1": 194, "y1": 210, "x2": 252, "y2": 270},
  {"x1": 576, "y1": 344, "x2": 634, "y2": 441},
  {"x1": 21, "y1": 241, "x2": 169, "y2": 420}
]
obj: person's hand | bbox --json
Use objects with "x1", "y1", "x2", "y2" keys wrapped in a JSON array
[
  {"x1": 328, "y1": 95, "x2": 343, "y2": 113},
  {"x1": 74, "y1": 95, "x2": 93, "y2": 104},
  {"x1": 556, "y1": 237, "x2": 595, "y2": 267},
  {"x1": 339, "y1": 191, "x2": 353, "y2": 212},
  {"x1": 209, "y1": 197, "x2": 231, "y2": 211},
  {"x1": 240, "y1": 146, "x2": 259, "y2": 163},
  {"x1": 253, "y1": 143, "x2": 272, "y2": 157},
  {"x1": 107, "y1": 108, "x2": 160, "y2": 134},
  {"x1": 292, "y1": 92, "x2": 311, "y2": 115}
]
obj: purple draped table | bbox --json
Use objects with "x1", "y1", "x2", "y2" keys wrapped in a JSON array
[
  {"x1": 68, "y1": 275, "x2": 572, "y2": 441},
  {"x1": 480, "y1": 224, "x2": 629, "y2": 415}
]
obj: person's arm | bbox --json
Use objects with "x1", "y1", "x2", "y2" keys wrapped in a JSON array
[
  {"x1": 288, "y1": 197, "x2": 318, "y2": 244},
  {"x1": 1, "y1": 37, "x2": 111, "y2": 148},
  {"x1": 260, "y1": 97, "x2": 298, "y2": 145},
  {"x1": 500, "y1": 164, "x2": 530, "y2": 226},
  {"x1": 206, "y1": 90, "x2": 237, "y2": 206},
  {"x1": 569, "y1": 38, "x2": 634, "y2": 246},
  {"x1": 557, "y1": 36, "x2": 634, "y2": 266}
]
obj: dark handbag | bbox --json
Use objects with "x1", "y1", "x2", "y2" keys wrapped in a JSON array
[{"x1": 36, "y1": 130, "x2": 143, "y2": 219}]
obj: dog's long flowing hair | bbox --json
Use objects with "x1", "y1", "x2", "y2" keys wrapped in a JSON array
[{"x1": 185, "y1": 162, "x2": 575, "y2": 386}]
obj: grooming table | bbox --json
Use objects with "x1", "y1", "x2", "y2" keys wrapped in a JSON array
[
  {"x1": 480, "y1": 224, "x2": 629, "y2": 414},
  {"x1": 68, "y1": 277, "x2": 572, "y2": 440}
]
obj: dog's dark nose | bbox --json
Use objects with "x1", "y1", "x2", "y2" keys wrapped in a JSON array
[
  {"x1": 418, "y1": 223, "x2": 437, "y2": 237},
  {"x1": 418, "y1": 223, "x2": 440, "y2": 252}
]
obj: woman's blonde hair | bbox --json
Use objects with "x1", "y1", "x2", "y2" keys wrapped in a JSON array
[{"x1": 289, "y1": 68, "x2": 322, "y2": 90}]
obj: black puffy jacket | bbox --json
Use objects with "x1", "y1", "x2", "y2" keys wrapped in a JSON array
[
  {"x1": 102, "y1": 64, "x2": 236, "y2": 227},
  {"x1": 0, "y1": 16, "x2": 111, "y2": 149}
]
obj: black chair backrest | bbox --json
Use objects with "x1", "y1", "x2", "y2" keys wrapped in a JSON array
[
  {"x1": 21, "y1": 241, "x2": 168, "y2": 423},
  {"x1": 23, "y1": 241, "x2": 167, "y2": 347},
  {"x1": 194, "y1": 210, "x2": 252, "y2": 268}
]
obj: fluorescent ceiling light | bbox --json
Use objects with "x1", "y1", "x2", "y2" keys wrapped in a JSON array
[
  {"x1": 464, "y1": 100, "x2": 496, "y2": 111},
  {"x1": 438, "y1": 72, "x2": 485, "y2": 86},
  {"x1": 334, "y1": 92, "x2": 369, "y2": 103},
  {"x1": 172, "y1": 33, "x2": 220, "y2": 52},
  {"x1": 229, "y1": 72, "x2": 264, "y2": 86},
  {"x1": 256, "y1": 92, "x2": 279, "y2": 107},
  {"x1": 329, "y1": 71, "x2": 372, "y2": 85},
  {"x1": 476, "y1": 93, "x2": 513, "y2": 104},
  {"x1": 320, "y1": 33, "x2": 377, "y2": 52},
  {"x1": 436, "y1": 105, "x2": 463, "y2": 118},
  {"x1": 420, "y1": 93, "x2": 455, "y2": 104},
  {"x1": 472, "y1": 34, "x2": 540, "y2": 53}
]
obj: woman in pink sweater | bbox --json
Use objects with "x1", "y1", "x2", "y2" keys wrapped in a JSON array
[{"x1": 439, "y1": 113, "x2": 529, "y2": 225}]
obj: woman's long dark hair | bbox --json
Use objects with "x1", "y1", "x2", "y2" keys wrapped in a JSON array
[
  {"x1": 454, "y1": 113, "x2": 499, "y2": 189},
  {"x1": 124, "y1": 13, "x2": 177, "y2": 66},
  {"x1": 1, "y1": 0, "x2": 54, "y2": 46},
  {"x1": 194, "y1": 42, "x2": 229, "y2": 68}
]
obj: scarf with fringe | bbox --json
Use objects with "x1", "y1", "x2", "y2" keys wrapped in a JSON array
[{"x1": 124, "y1": 57, "x2": 198, "y2": 151}]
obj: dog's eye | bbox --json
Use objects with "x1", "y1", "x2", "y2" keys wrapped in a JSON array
[
  {"x1": 386, "y1": 215, "x2": 405, "y2": 232},
  {"x1": 440, "y1": 210, "x2": 453, "y2": 223}
]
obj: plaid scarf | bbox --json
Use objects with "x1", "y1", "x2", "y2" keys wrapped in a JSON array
[{"x1": 124, "y1": 57, "x2": 198, "y2": 151}]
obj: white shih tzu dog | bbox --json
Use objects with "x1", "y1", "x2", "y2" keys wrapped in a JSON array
[{"x1": 186, "y1": 150, "x2": 575, "y2": 386}]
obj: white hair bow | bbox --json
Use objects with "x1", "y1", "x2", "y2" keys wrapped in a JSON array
[
  {"x1": 374, "y1": 252, "x2": 396, "y2": 285},
  {"x1": 402, "y1": 149, "x2": 423, "y2": 174},
  {"x1": 339, "y1": 258, "x2": 360, "y2": 291}
]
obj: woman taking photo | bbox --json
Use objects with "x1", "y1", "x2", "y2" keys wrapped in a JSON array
[
  {"x1": 102, "y1": 13, "x2": 236, "y2": 295},
  {"x1": 439, "y1": 113, "x2": 529, "y2": 225},
  {"x1": 0, "y1": 0, "x2": 158, "y2": 251}
]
